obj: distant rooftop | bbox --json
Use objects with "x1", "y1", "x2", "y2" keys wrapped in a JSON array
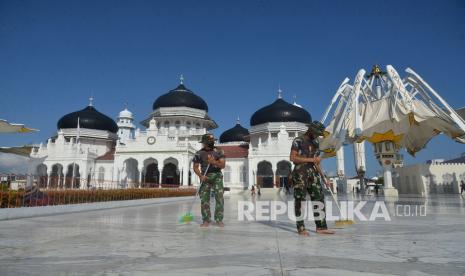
[{"x1": 443, "y1": 155, "x2": 465, "y2": 164}]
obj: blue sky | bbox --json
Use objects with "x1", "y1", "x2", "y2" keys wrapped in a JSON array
[{"x1": 1, "y1": 0, "x2": 465, "y2": 175}]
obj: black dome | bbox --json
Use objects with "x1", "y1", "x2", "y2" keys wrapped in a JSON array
[
  {"x1": 152, "y1": 84, "x2": 208, "y2": 111},
  {"x1": 250, "y1": 98, "x2": 312, "y2": 126},
  {"x1": 220, "y1": 123, "x2": 249, "y2": 143},
  {"x1": 57, "y1": 105, "x2": 118, "y2": 133}
]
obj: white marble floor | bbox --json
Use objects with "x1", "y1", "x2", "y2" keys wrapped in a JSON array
[{"x1": 1, "y1": 192, "x2": 465, "y2": 275}]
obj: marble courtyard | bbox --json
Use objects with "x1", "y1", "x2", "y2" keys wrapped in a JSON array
[{"x1": 1, "y1": 193, "x2": 465, "y2": 275}]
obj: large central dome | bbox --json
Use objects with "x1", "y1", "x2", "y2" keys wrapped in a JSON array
[
  {"x1": 250, "y1": 98, "x2": 312, "y2": 126},
  {"x1": 57, "y1": 105, "x2": 118, "y2": 133},
  {"x1": 152, "y1": 84, "x2": 208, "y2": 111}
]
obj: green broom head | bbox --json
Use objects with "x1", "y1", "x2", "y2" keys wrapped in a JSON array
[{"x1": 179, "y1": 213, "x2": 194, "y2": 223}]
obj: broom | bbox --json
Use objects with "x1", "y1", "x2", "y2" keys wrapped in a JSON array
[
  {"x1": 179, "y1": 164, "x2": 210, "y2": 224},
  {"x1": 315, "y1": 163, "x2": 354, "y2": 227}
]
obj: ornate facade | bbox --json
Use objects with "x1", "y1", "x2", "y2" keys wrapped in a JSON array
[{"x1": 29, "y1": 80, "x2": 313, "y2": 191}]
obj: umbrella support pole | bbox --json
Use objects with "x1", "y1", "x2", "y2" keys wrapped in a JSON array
[{"x1": 381, "y1": 165, "x2": 399, "y2": 198}]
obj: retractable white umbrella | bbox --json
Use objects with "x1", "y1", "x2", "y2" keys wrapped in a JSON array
[
  {"x1": 320, "y1": 65, "x2": 465, "y2": 156},
  {"x1": 0, "y1": 145, "x2": 34, "y2": 157},
  {"x1": 319, "y1": 65, "x2": 465, "y2": 195},
  {"x1": 0, "y1": 119, "x2": 38, "y2": 133}
]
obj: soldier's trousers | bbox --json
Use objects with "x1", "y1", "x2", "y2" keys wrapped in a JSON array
[
  {"x1": 292, "y1": 171, "x2": 328, "y2": 231},
  {"x1": 199, "y1": 172, "x2": 224, "y2": 223}
]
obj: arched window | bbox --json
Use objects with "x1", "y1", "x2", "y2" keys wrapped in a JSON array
[
  {"x1": 276, "y1": 161, "x2": 292, "y2": 188},
  {"x1": 175, "y1": 120, "x2": 181, "y2": 129},
  {"x1": 224, "y1": 165, "x2": 231, "y2": 183},
  {"x1": 195, "y1": 123, "x2": 201, "y2": 129},
  {"x1": 162, "y1": 160, "x2": 180, "y2": 185},
  {"x1": 98, "y1": 167, "x2": 105, "y2": 184},
  {"x1": 257, "y1": 161, "x2": 273, "y2": 188},
  {"x1": 164, "y1": 121, "x2": 170, "y2": 128}
]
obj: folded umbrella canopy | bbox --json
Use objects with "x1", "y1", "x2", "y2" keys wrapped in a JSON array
[
  {"x1": 318, "y1": 65, "x2": 465, "y2": 196},
  {"x1": 0, "y1": 119, "x2": 38, "y2": 133},
  {"x1": 0, "y1": 145, "x2": 34, "y2": 157},
  {"x1": 358, "y1": 97, "x2": 465, "y2": 156},
  {"x1": 319, "y1": 65, "x2": 465, "y2": 157}
]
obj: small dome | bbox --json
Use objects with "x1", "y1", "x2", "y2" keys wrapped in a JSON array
[
  {"x1": 57, "y1": 105, "x2": 118, "y2": 133},
  {"x1": 220, "y1": 122, "x2": 249, "y2": 143},
  {"x1": 118, "y1": 108, "x2": 133, "y2": 119},
  {"x1": 250, "y1": 98, "x2": 312, "y2": 126},
  {"x1": 152, "y1": 84, "x2": 208, "y2": 111}
]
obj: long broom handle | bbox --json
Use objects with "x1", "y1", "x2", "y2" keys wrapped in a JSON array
[
  {"x1": 314, "y1": 163, "x2": 343, "y2": 215},
  {"x1": 187, "y1": 163, "x2": 210, "y2": 213},
  {"x1": 307, "y1": 147, "x2": 344, "y2": 214}
]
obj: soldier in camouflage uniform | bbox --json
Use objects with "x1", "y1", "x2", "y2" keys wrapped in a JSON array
[
  {"x1": 289, "y1": 121, "x2": 335, "y2": 236},
  {"x1": 193, "y1": 133, "x2": 226, "y2": 228}
]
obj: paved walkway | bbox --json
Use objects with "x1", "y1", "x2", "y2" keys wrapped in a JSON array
[{"x1": 1, "y1": 192, "x2": 465, "y2": 275}]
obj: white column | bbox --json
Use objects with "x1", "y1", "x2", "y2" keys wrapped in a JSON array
[
  {"x1": 138, "y1": 165, "x2": 144, "y2": 188},
  {"x1": 47, "y1": 168, "x2": 52, "y2": 189},
  {"x1": 336, "y1": 147, "x2": 345, "y2": 177},
  {"x1": 112, "y1": 158, "x2": 121, "y2": 189},
  {"x1": 80, "y1": 162, "x2": 88, "y2": 190},
  {"x1": 63, "y1": 166, "x2": 69, "y2": 190},
  {"x1": 271, "y1": 162, "x2": 277, "y2": 188},
  {"x1": 182, "y1": 159, "x2": 189, "y2": 187},
  {"x1": 58, "y1": 166, "x2": 62, "y2": 189},
  {"x1": 383, "y1": 166, "x2": 393, "y2": 189},
  {"x1": 248, "y1": 159, "x2": 255, "y2": 189},
  {"x1": 382, "y1": 165, "x2": 398, "y2": 197},
  {"x1": 354, "y1": 142, "x2": 366, "y2": 173}
]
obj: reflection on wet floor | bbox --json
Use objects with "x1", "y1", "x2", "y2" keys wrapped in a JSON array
[{"x1": 0, "y1": 193, "x2": 464, "y2": 275}]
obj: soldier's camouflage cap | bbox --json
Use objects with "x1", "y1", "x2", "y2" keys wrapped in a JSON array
[
  {"x1": 199, "y1": 133, "x2": 215, "y2": 144},
  {"x1": 307, "y1": 121, "x2": 326, "y2": 136}
]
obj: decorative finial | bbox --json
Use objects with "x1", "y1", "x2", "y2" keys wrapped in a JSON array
[
  {"x1": 292, "y1": 94, "x2": 302, "y2": 108},
  {"x1": 89, "y1": 96, "x2": 94, "y2": 107},
  {"x1": 278, "y1": 84, "x2": 282, "y2": 99},
  {"x1": 367, "y1": 64, "x2": 386, "y2": 78},
  {"x1": 124, "y1": 102, "x2": 128, "y2": 110},
  {"x1": 236, "y1": 116, "x2": 240, "y2": 125},
  {"x1": 180, "y1": 74, "x2": 184, "y2": 85}
]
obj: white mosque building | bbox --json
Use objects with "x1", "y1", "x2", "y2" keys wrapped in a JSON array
[{"x1": 29, "y1": 79, "x2": 312, "y2": 191}]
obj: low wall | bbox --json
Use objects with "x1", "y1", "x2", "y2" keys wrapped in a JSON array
[
  {"x1": 394, "y1": 163, "x2": 465, "y2": 195},
  {"x1": 0, "y1": 196, "x2": 194, "y2": 221}
]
